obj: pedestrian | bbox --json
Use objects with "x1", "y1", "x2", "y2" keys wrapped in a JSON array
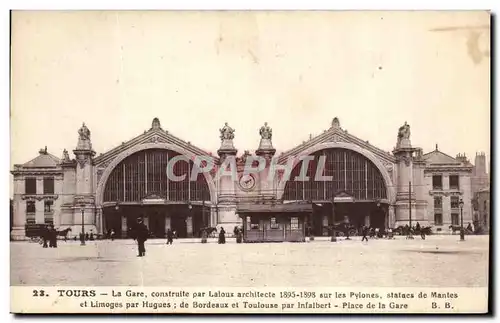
[
  {"x1": 218, "y1": 227, "x2": 226, "y2": 244},
  {"x1": 166, "y1": 228, "x2": 174, "y2": 245},
  {"x1": 41, "y1": 225, "x2": 49, "y2": 248},
  {"x1": 134, "y1": 218, "x2": 149, "y2": 257},
  {"x1": 361, "y1": 226, "x2": 368, "y2": 242},
  {"x1": 110, "y1": 229, "x2": 115, "y2": 241},
  {"x1": 49, "y1": 225, "x2": 58, "y2": 248}
]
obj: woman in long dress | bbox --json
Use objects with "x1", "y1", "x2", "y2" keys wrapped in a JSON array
[{"x1": 218, "y1": 227, "x2": 226, "y2": 244}]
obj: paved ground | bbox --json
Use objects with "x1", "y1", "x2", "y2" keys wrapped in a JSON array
[{"x1": 11, "y1": 235, "x2": 489, "y2": 287}]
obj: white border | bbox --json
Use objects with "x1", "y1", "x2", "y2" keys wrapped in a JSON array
[{"x1": 3, "y1": 2, "x2": 497, "y2": 322}]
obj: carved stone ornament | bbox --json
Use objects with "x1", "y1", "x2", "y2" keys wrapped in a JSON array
[
  {"x1": 77, "y1": 156, "x2": 88, "y2": 169},
  {"x1": 397, "y1": 155, "x2": 411, "y2": 167},
  {"x1": 332, "y1": 134, "x2": 341, "y2": 142},
  {"x1": 384, "y1": 163, "x2": 394, "y2": 173},
  {"x1": 150, "y1": 135, "x2": 160, "y2": 144}
]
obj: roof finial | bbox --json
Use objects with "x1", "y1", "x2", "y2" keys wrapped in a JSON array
[
  {"x1": 331, "y1": 117, "x2": 340, "y2": 128},
  {"x1": 435, "y1": 143, "x2": 438, "y2": 151},
  {"x1": 151, "y1": 117, "x2": 161, "y2": 130}
]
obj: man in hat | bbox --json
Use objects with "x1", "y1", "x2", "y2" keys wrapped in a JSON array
[{"x1": 134, "y1": 217, "x2": 149, "y2": 257}]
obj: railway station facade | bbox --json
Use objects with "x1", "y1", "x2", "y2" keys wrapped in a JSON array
[{"x1": 11, "y1": 117, "x2": 475, "y2": 240}]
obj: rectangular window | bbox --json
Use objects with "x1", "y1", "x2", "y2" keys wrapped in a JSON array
[
  {"x1": 43, "y1": 177, "x2": 54, "y2": 194},
  {"x1": 270, "y1": 217, "x2": 279, "y2": 229},
  {"x1": 26, "y1": 217, "x2": 36, "y2": 225},
  {"x1": 434, "y1": 196, "x2": 442, "y2": 209},
  {"x1": 432, "y1": 175, "x2": 442, "y2": 190},
  {"x1": 25, "y1": 178, "x2": 37, "y2": 194},
  {"x1": 451, "y1": 213, "x2": 459, "y2": 226},
  {"x1": 44, "y1": 200, "x2": 53, "y2": 213},
  {"x1": 449, "y1": 175, "x2": 460, "y2": 190},
  {"x1": 291, "y1": 217, "x2": 299, "y2": 230},
  {"x1": 450, "y1": 196, "x2": 460, "y2": 209},
  {"x1": 434, "y1": 213, "x2": 443, "y2": 225},
  {"x1": 250, "y1": 216, "x2": 259, "y2": 230},
  {"x1": 26, "y1": 201, "x2": 36, "y2": 213}
]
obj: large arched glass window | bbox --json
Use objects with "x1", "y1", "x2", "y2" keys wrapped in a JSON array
[
  {"x1": 282, "y1": 148, "x2": 387, "y2": 201},
  {"x1": 103, "y1": 149, "x2": 210, "y2": 203}
]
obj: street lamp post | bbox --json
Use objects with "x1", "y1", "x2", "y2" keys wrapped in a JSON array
[
  {"x1": 80, "y1": 204, "x2": 86, "y2": 246},
  {"x1": 459, "y1": 198, "x2": 465, "y2": 241},
  {"x1": 331, "y1": 194, "x2": 336, "y2": 242}
]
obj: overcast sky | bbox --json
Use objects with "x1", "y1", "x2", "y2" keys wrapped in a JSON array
[{"x1": 11, "y1": 11, "x2": 490, "y2": 172}]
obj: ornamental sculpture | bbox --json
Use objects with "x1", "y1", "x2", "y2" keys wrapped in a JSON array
[
  {"x1": 397, "y1": 121, "x2": 411, "y2": 141},
  {"x1": 62, "y1": 149, "x2": 70, "y2": 162},
  {"x1": 219, "y1": 122, "x2": 235, "y2": 141},
  {"x1": 259, "y1": 122, "x2": 272, "y2": 140},
  {"x1": 78, "y1": 122, "x2": 91, "y2": 141}
]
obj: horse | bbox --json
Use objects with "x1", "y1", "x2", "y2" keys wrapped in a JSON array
[
  {"x1": 199, "y1": 227, "x2": 218, "y2": 238},
  {"x1": 449, "y1": 225, "x2": 473, "y2": 235},
  {"x1": 56, "y1": 228, "x2": 72, "y2": 241}
]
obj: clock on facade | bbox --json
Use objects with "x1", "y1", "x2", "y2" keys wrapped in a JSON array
[{"x1": 238, "y1": 174, "x2": 256, "y2": 191}]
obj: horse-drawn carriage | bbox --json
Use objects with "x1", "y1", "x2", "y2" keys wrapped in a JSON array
[
  {"x1": 449, "y1": 225, "x2": 474, "y2": 235},
  {"x1": 324, "y1": 222, "x2": 358, "y2": 237},
  {"x1": 24, "y1": 224, "x2": 72, "y2": 242},
  {"x1": 25, "y1": 224, "x2": 46, "y2": 243},
  {"x1": 392, "y1": 225, "x2": 432, "y2": 236}
]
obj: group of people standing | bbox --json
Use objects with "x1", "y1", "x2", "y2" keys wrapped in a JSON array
[
  {"x1": 41, "y1": 225, "x2": 59, "y2": 248},
  {"x1": 130, "y1": 217, "x2": 228, "y2": 257}
]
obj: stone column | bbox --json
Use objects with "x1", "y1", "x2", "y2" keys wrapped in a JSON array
[
  {"x1": 256, "y1": 124, "x2": 277, "y2": 200},
  {"x1": 217, "y1": 124, "x2": 239, "y2": 231},
  {"x1": 186, "y1": 215, "x2": 193, "y2": 237},
  {"x1": 121, "y1": 215, "x2": 127, "y2": 238},
  {"x1": 11, "y1": 198, "x2": 26, "y2": 240},
  {"x1": 365, "y1": 215, "x2": 371, "y2": 227},
  {"x1": 95, "y1": 208, "x2": 103, "y2": 234},
  {"x1": 393, "y1": 137, "x2": 417, "y2": 226},
  {"x1": 165, "y1": 214, "x2": 171, "y2": 231},
  {"x1": 35, "y1": 178, "x2": 44, "y2": 224},
  {"x1": 388, "y1": 205, "x2": 396, "y2": 228}
]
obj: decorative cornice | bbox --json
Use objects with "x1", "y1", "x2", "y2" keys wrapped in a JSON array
[
  {"x1": 428, "y1": 190, "x2": 464, "y2": 197},
  {"x1": 278, "y1": 126, "x2": 396, "y2": 166},
  {"x1": 73, "y1": 195, "x2": 96, "y2": 206},
  {"x1": 11, "y1": 169, "x2": 63, "y2": 176},
  {"x1": 21, "y1": 194, "x2": 59, "y2": 201},
  {"x1": 424, "y1": 167, "x2": 473, "y2": 173},
  {"x1": 94, "y1": 127, "x2": 218, "y2": 167}
]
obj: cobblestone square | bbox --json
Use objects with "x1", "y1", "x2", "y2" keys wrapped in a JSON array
[{"x1": 11, "y1": 235, "x2": 489, "y2": 287}]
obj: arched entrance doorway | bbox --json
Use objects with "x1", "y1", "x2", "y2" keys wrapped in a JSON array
[
  {"x1": 100, "y1": 148, "x2": 213, "y2": 238},
  {"x1": 281, "y1": 147, "x2": 391, "y2": 236}
]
